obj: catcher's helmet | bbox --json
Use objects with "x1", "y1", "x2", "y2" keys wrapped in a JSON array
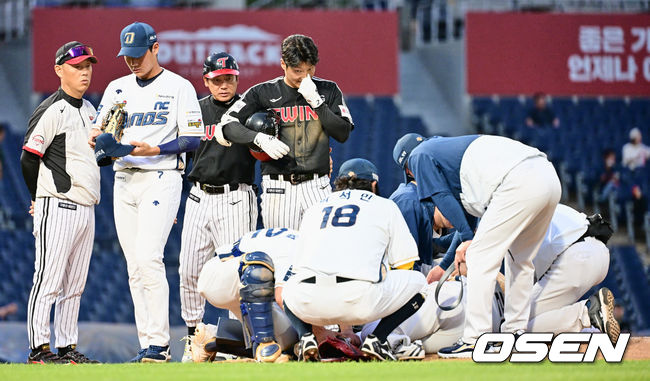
[
  {"x1": 245, "y1": 110, "x2": 281, "y2": 161},
  {"x1": 203, "y1": 52, "x2": 239, "y2": 79}
]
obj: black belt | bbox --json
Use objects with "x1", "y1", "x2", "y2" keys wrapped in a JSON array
[
  {"x1": 196, "y1": 182, "x2": 240, "y2": 194},
  {"x1": 301, "y1": 276, "x2": 355, "y2": 284},
  {"x1": 269, "y1": 173, "x2": 326, "y2": 185}
]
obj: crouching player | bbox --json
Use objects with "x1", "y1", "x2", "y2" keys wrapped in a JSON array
[{"x1": 193, "y1": 228, "x2": 299, "y2": 362}]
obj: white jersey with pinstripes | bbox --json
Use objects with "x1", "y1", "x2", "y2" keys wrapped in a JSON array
[{"x1": 93, "y1": 69, "x2": 203, "y2": 171}]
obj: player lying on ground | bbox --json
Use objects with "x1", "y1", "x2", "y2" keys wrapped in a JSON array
[
  {"x1": 282, "y1": 158, "x2": 428, "y2": 362},
  {"x1": 383, "y1": 203, "x2": 620, "y2": 358}
]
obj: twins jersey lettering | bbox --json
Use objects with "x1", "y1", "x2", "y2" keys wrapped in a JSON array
[{"x1": 93, "y1": 69, "x2": 203, "y2": 171}]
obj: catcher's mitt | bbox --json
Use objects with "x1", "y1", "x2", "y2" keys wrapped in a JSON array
[
  {"x1": 101, "y1": 102, "x2": 128, "y2": 142},
  {"x1": 318, "y1": 336, "x2": 366, "y2": 361}
]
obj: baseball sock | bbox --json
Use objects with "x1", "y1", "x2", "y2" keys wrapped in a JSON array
[
  {"x1": 372, "y1": 293, "x2": 425, "y2": 342},
  {"x1": 188, "y1": 326, "x2": 196, "y2": 336},
  {"x1": 283, "y1": 302, "x2": 312, "y2": 338}
]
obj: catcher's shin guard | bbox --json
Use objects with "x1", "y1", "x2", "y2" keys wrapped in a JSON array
[{"x1": 239, "y1": 251, "x2": 281, "y2": 362}]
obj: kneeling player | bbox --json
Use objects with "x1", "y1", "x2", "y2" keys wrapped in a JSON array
[
  {"x1": 195, "y1": 228, "x2": 299, "y2": 362},
  {"x1": 283, "y1": 158, "x2": 427, "y2": 361}
]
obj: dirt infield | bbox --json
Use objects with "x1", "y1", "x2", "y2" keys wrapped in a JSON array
[{"x1": 423, "y1": 336, "x2": 650, "y2": 361}]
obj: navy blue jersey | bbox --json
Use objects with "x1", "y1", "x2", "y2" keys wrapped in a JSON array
[{"x1": 389, "y1": 182, "x2": 434, "y2": 267}]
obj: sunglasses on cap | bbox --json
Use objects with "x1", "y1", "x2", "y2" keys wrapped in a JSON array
[{"x1": 56, "y1": 45, "x2": 95, "y2": 65}]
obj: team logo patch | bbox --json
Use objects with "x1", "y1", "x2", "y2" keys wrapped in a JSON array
[
  {"x1": 31, "y1": 135, "x2": 44, "y2": 146},
  {"x1": 266, "y1": 188, "x2": 285, "y2": 194}
]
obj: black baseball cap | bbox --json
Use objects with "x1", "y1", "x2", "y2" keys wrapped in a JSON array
[{"x1": 55, "y1": 41, "x2": 98, "y2": 65}]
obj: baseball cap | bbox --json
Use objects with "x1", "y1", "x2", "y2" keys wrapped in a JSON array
[
  {"x1": 117, "y1": 22, "x2": 157, "y2": 58},
  {"x1": 203, "y1": 52, "x2": 240, "y2": 78},
  {"x1": 55, "y1": 41, "x2": 98, "y2": 65},
  {"x1": 393, "y1": 133, "x2": 425, "y2": 170},
  {"x1": 337, "y1": 158, "x2": 379, "y2": 182},
  {"x1": 94, "y1": 133, "x2": 134, "y2": 164}
]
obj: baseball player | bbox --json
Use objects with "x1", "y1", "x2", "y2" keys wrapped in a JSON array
[
  {"x1": 390, "y1": 133, "x2": 436, "y2": 272},
  {"x1": 89, "y1": 22, "x2": 204, "y2": 363},
  {"x1": 178, "y1": 52, "x2": 257, "y2": 362},
  {"x1": 361, "y1": 205, "x2": 618, "y2": 357},
  {"x1": 404, "y1": 134, "x2": 561, "y2": 358},
  {"x1": 283, "y1": 158, "x2": 427, "y2": 362},
  {"x1": 194, "y1": 228, "x2": 300, "y2": 362},
  {"x1": 21, "y1": 41, "x2": 100, "y2": 364},
  {"x1": 218, "y1": 34, "x2": 353, "y2": 230}
]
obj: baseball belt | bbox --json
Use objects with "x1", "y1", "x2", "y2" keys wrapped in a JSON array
[{"x1": 434, "y1": 263, "x2": 464, "y2": 311}]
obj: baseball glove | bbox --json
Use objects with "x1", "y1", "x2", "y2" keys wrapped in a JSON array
[
  {"x1": 101, "y1": 102, "x2": 128, "y2": 142},
  {"x1": 318, "y1": 336, "x2": 365, "y2": 361}
]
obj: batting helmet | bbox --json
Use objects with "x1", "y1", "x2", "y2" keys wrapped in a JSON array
[
  {"x1": 203, "y1": 52, "x2": 239, "y2": 79},
  {"x1": 245, "y1": 110, "x2": 281, "y2": 161}
]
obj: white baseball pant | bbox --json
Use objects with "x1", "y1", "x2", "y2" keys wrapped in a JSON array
[
  {"x1": 27, "y1": 197, "x2": 94, "y2": 349},
  {"x1": 463, "y1": 156, "x2": 561, "y2": 343},
  {"x1": 114, "y1": 169, "x2": 182, "y2": 348},
  {"x1": 197, "y1": 257, "x2": 297, "y2": 350},
  {"x1": 261, "y1": 175, "x2": 331, "y2": 229},
  {"x1": 527, "y1": 237, "x2": 609, "y2": 333},
  {"x1": 179, "y1": 184, "x2": 257, "y2": 328},
  {"x1": 283, "y1": 269, "x2": 427, "y2": 327}
]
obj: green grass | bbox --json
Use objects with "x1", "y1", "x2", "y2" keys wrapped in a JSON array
[{"x1": 2, "y1": 360, "x2": 650, "y2": 381}]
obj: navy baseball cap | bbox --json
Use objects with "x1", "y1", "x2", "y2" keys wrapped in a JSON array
[
  {"x1": 393, "y1": 133, "x2": 425, "y2": 170},
  {"x1": 337, "y1": 158, "x2": 379, "y2": 182},
  {"x1": 94, "y1": 133, "x2": 134, "y2": 164},
  {"x1": 117, "y1": 22, "x2": 157, "y2": 58}
]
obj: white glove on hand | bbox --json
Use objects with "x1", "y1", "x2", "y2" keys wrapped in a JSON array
[
  {"x1": 297, "y1": 75, "x2": 323, "y2": 109},
  {"x1": 215, "y1": 123, "x2": 232, "y2": 147},
  {"x1": 253, "y1": 133, "x2": 290, "y2": 160}
]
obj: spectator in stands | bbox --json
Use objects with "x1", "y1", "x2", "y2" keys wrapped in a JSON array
[
  {"x1": 525, "y1": 92, "x2": 559, "y2": 128},
  {"x1": 631, "y1": 184, "x2": 647, "y2": 241},
  {"x1": 0, "y1": 124, "x2": 5, "y2": 180},
  {"x1": 622, "y1": 127, "x2": 650, "y2": 171},
  {"x1": 598, "y1": 149, "x2": 620, "y2": 203}
]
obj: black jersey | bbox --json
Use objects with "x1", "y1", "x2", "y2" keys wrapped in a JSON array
[
  {"x1": 221, "y1": 76, "x2": 354, "y2": 176},
  {"x1": 188, "y1": 94, "x2": 256, "y2": 186}
]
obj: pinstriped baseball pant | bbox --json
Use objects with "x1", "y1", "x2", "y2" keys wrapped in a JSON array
[
  {"x1": 178, "y1": 184, "x2": 257, "y2": 327},
  {"x1": 260, "y1": 175, "x2": 331, "y2": 230},
  {"x1": 27, "y1": 197, "x2": 94, "y2": 349}
]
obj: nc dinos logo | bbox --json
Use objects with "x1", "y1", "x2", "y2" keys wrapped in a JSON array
[{"x1": 156, "y1": 25, "x2": 281, "y2": 77}]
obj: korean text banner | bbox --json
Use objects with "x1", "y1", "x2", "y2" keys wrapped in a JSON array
[
  {"x1": 33, "y1": 9, "x2": 398, "y2": 95},
  {"x1": 466, "y1": 12, "x2": 650, "y2": 96}
]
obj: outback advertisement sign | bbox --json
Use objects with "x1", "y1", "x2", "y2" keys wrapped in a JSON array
[{"x1": 32, "y1": 9, "x2": 398, "y2": 95}]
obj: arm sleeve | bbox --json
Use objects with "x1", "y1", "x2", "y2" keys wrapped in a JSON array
[
  {"x1": 20, "y1": 150, "x2": 40, "y2": 201},
  {"x1": 410, "y1": 152, "x2": 475, "y2": 241},
  {"x1": 313, "y1": 85, "x2": 353, "y2": 143},
  {"x1": 177, "y1": 81, "x2": 204, "y2": 137},
  {"x1": 221, "y1": 87, "x2": 264, "y2": 144},
  {"x1": 158, "y1": 136, "x2": 200, "y2": 155},
  {"x1": 23, "y1": 107, "x2": 58, "y2": 157}
]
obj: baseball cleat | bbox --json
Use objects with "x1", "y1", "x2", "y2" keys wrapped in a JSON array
[
  {"x1": 180, "y1": 336, "x2": 193, "y2": 363},
  {"x1": 361, "y1": 334, "x2": 397, "y2": 361},
  {"x1": 141, "y1": 345, "x2": 171, "y2": 363},
  {"x1": 57, "y1": 345, "x2": 100, "y2": 364},
  {"x1": 437, "y1": 339, "x2": 475, "y2": 358},
  {"x1": 190, "y1": 323, "x2": 218, "y2": 363},
  {"x1": 255, "y1": 341, "x2": 282, "y2": 363},
  {"x1": 27, "y1": 345, "x2": 68, "y2": 364},
  {"x1": 393, "y1": 338, "x2": 425, "y2": 361},
  {"x1": 588, "y1": 287, "x2": 621, "y2": 344},
  {"x1": 297, "y1": 333, "x2": 320, "y2": 362}
]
